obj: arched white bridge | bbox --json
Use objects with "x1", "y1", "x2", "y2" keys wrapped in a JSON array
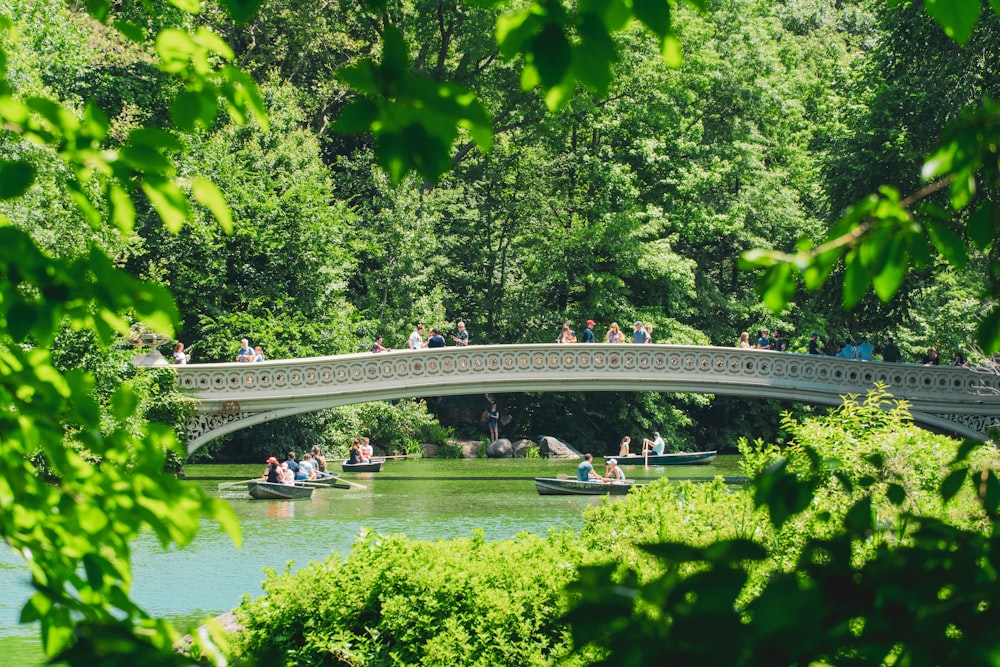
[{"x1": 174, "y1": 344, "x2": 1000, "y2": 454}]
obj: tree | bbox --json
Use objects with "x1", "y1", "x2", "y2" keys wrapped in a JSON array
[{"x1": 0, "y1": 0, "x2": 268, "y2": 663}]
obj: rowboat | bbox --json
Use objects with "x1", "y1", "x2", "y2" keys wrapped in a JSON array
[
  {"x1": 341, "y1": 459, "x2": 384, "y2": 473},
  {"x1": 247, "y1": 480, "x2": 314, "y2": 500},
  {"x1": 608, "y1": 450, "x2": 717, "y2": 466},
  {"x1": 534, "y1": 477, "x2": 644, "y2": 496},
  {"x1": 308, "y1": 472, "x2": 346, "y2": 487}
]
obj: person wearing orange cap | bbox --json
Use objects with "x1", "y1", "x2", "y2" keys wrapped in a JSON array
[
  {"x1": 582, "y1": 319, "x2": 596, "y2": 343},
  {"x1": 263, "y1": 457, "x2": 281, "y2": 483}
]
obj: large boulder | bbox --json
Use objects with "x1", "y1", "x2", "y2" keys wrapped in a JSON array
[
  {"x1": 539, "y1": 436, "x2": 583, "y2": 459},
  {"x1": 486, "y1": 438, "x2": 513, "y2": 458},
  {"x1": 512, "y1": 439, "x2": 537, "y2": 458}
]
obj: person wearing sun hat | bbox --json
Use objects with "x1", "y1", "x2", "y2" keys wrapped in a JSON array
[
  {"x1": 263, "y1": 457, "x2": 281, "y2": 483},
  {"x1": 605, "y1": 458, "x2": 626, "y2": 482}
]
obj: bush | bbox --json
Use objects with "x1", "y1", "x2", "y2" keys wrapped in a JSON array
[{"x1": 232, "y1": 530, "x2": 596, "y2": 667}]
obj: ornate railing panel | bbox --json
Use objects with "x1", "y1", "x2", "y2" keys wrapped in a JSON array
[{"x1": 174, "y1": 344, "x2": 1000, "y2": 452}]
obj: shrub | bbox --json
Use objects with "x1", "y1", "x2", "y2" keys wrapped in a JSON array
[{"x1": 232, "y1": 530, "x2": 596, "y2": 667}]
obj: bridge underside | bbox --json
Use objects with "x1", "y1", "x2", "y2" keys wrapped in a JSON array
[{"x1": 175, "y1": 345, "x2": 1000, "y2": 453}]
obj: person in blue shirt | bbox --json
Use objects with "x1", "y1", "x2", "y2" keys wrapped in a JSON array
[
  {"x1": 581, "y1": 319, "x2": 596, "y2": 343},
  {"x1": 857, "y1": 336, "x2": 873, "y2": 361},
  {"x1": 576, "y1": 454, "x2": 603, "y2": 482},
  {"x1": 756, "y1": 330, "x2": 772, "y2": 349},
  {"x1": 426, "y1": 328, "x2": 446, "y2": 348},
  {"x1": 236, "y1": 338, "x2": 254, "y2": 362},
  {"x1": 840, "y1": 339, "x2": 857, "y2": 360},
  {"x1": 632, "y1": 321, "x2": 649, "y2": 344}
]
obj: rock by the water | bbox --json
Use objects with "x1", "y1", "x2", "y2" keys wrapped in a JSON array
[
  {"x1": 512, "y1": 439, "x2": 537, "y2": 457},
  {"x1": 486, "y1": 438, "x2": 513, "y2": 458},
  {"x1": 539, "y1": 436, "x2": 583, "y2": 459}
]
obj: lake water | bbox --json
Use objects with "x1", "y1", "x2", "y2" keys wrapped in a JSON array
[{"x1": 0, "y1": 455, "x2": 743, "y2": 664}]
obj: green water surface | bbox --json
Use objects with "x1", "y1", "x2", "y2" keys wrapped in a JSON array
[{"x1": 0, "y1": 455, "x2": 743, "y2": 664}]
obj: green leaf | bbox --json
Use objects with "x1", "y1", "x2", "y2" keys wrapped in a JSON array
[
  {"x1": 141, "y1": 176, "x2": 189, "y2": 233},
  {"x1": 192, "y1": 177, "x2": 233, "y2": 234},
  {"x1": 661, "y1": 33, "x2": 683, "y2": 67},
  {"x1": 924, "y1": 218, "x2": 968, "y2": 269},
  {"x1": 886, "y1": 483, "x2": 907, "y2": 506},
  {"x1": 171, "y1": 90, "x2": 218, "y2": 132},
  {"x1": 533, "y1": 23, "x2": 571, "y2": 88},
  {"x1": 0, "y1": 160, "x2": 35, "y2": 199},
  {"x1": 758, "y1": 262, "x2": 795, "y2": 313},
  {"x1": 940, "y1": 468, "x2": 967, "y2": 502},
  {"x1": 108, "y1": 184, "x2": 136, "y2": 234},
  {"x1": 843, "y1": 497, "x2": 873, "y2": 533},
  {"x1": 111, "y1": 386, "x2": 139, "y2": 420},
  {"x1": 975, "y1": 305, "x2": 1000, "y2": 355},
  {"x1": 112, "y1": 20, "x2": 145, "y2": 43},
  {"x1": 871, "y1": 234, "x2": 906, "y2": 301},
  {"x1": 842, "y1": 253, "x2": 869, "y2": 310},
  {"x1": 85, "y1": 0, "x2": 110, "y2": 22},
  {"x1": 168, "y1": 0, "x2": 201, "y2": 12},
  {"x1": 967, "y1": 202, "x2": 996, "y2": 251},
  {"x1": 633, "y1": 0, "x2": 671, "y2": 38},
  {"x1": 218, "y1": 0, "x2": 264, "y2": 23},
  {"x1": 496, "y1": 10, "x2": 538, "y2": 60},
  {"x1": 924, "y1": 0, "x2": 981, "y2": 45},
  {"x1": 334, "y1": 99, "x2": 378, "y2": 135}
]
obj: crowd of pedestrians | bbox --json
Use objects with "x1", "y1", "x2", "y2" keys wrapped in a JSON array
[{"x1": 172, "y1": 320, "x2": 971, "y2": 369}]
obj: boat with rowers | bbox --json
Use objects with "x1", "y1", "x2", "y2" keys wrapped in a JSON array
[
  {"x1": 534, "y1": 477, "x2": 644, "y2": 496},
  {"x1": 607, "y1": 450, "x2": 717, "y2": 466},
  {"x1": 341, "y1": 458, "x2": 384, "y2": 473}
]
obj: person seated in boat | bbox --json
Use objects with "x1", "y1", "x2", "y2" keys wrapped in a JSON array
[
  {"x1": 618, "y1": 436, "x2": 631, "y2": 456},
  {"x1": 263, "y1": 457, "x2": 281, "y2": 483},
  {"x1": 296, "y1": 453, "x2": 315, "y2": 481},
  {"x1": 360, "y1": 437, "x2": 373, "y2": 463},
  {"x1": 348, "y1": 439, "x2": 362, "y2": 465},
  {"x1": 605, "y1": 459, "x2": 626, "y2": 482},
  {"x1": 576, "y1": 453, "x2": 605, "y2": 483},
  {"x1": 642, "y1": 431, "x2": 666, "y2": 456},
  {"x1": 284, "y1": 452, "x2": 300, "y2": 476},
  {"x1": 311, "y1": 445, "x2": 327, "y2": 473},
  {"x1": 279, "y1": 462, "x2": 295, "y2": 485}
]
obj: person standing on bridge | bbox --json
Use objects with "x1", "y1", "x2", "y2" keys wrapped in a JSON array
[
  {"x1": 427, "y1": 328, "x2": 446, "y2": 348},
  {"x1": 738, "y1": 332, "x2": 751, "y2": 349},
  {"x1": 451, "y1": 321, "x2": 470, "y2": 346},
  {"x1": 632, "y1": 321, "x2": 648, "y2": 344},
  {"x1": 408, "y1": 324, "x2": 425, "y2": 350},
  {"x1": 372, "y1": 335, "x2": 390, "y2": 353},
  {"x1": 881, "y1": 336, "x2": 901, "y2": 363},
  {"x1": 581, "y1": 320, "x2": 596, "y2": 343},
  {"x1": 808, "y1": 333, "x2": 822, "y2": 355},
  {"x1": 756, "y1": 330, "x2": 772, "y2": 350},
  {"x1": 236, "y1": 338, "x2": 254, "y2": 362}
]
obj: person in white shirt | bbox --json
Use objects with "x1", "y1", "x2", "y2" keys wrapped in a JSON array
[{"x1": 408, "y1": 325, "x2": 425, "y2": 350}]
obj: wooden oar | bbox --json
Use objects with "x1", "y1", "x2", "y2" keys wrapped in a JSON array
[
  {"x1": 218, "y1": 478, "x2": 262, "y2": 490},
  {"x1": 297, "y1": 479, "x2": 367, "y2": 490}
]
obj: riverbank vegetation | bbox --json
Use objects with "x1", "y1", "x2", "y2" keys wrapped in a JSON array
[{"x1": 229, "y1": 390, "x2": 1000, "y2": 665}]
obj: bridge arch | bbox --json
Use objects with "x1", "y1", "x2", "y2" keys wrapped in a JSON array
[{"x1": 174, "y1": 344, "x2": 1000, "y2": 454}]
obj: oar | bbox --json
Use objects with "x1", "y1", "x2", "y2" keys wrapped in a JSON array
[
  {"x1": 297, "y1": 479, "x2": 367, "y2": 490},
  {"x1": 218, "y1": 478, "x2": 262, "y2": 490}
]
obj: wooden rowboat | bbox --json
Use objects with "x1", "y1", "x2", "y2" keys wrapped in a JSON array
[
  {"x1": 608, "y1": 450, "x2": 717, "y2": 466},
  {"x1": 341, "y1": 459, "x2": 384, "y2": 473},
  {"x1": 308, "y1": 472, "x2": 344, "y2": 486},
  {"x1": 247, "y1": 480, "x2": 313, "y2": 500},
  {"x1": 534, "y1": 477, "x2": 644, "y2": 496}
]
